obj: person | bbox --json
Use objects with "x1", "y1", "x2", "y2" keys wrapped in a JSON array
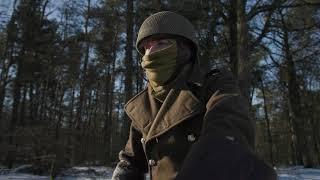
[{"x1": 111, "y1": 11, "x2": 277, "y2": 180}]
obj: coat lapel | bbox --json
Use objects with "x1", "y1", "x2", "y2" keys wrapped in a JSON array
[
  {"x1": 125, "y1": 64, "x2": 206, "y2": 141},
  {"x1": 124, "y1": 87, "x2": 160, "y2": 135},
  {"x1": 146, "y1": 87, "x2": 205, "y2": 142}
]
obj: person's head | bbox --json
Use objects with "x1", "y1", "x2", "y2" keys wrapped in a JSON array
[{"x1": 136, "y1": 11, "x2": 198, "y2": 86}]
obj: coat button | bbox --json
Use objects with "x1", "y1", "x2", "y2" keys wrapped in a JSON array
[
  {"x1": 148, "y1": 159, "x2": 156, "y2": 166},
  {"x1": 140, "y1": 138, "x2": 145, "y2": 144},
  {"x1": 187, "y1": 134, "x2": 196, "y2": 142}
]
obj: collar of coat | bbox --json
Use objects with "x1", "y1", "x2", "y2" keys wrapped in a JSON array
[{"x1": 124, "y1": 64, "x2": 206, "y2": 143}]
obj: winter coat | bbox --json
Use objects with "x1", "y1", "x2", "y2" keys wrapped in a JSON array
[{"x1": 112, "y1": 66, "x2": 277, "y2": 180}]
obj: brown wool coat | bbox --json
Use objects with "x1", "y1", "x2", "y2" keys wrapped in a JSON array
[{"x1": 112, "y1": 66, "x2": 276, "y2": 180}]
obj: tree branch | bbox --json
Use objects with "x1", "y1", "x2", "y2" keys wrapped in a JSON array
[
  {"x1": 248, "y1": 0, "x2": 320, "y2": 20},
  {"x1": 261, "y1": 44, "x2": 283, "y2": 68},
  {"x1": 249, "y1": 9, "x2": 273, "y2": 49}
]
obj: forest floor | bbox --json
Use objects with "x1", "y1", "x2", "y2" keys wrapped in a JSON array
[{"x1": 0, "y1": 165, "x2": 320, "y2": 179}]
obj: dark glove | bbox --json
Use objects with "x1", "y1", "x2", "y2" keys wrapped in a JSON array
[{"x1": 175, "y1": 134, "x2": 277, "y2": 180}]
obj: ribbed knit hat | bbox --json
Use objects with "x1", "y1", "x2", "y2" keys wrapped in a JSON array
[{"x1": 136, "y1": 11, "x2": 198, "y2": 55}]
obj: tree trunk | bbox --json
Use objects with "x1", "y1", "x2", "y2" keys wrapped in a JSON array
[
  {"x1": 39, "y1": 75, "x2": 49, "y2": 122},
  {"x1": 260, "y1": 77, "x2": 274, "y2": 165},
  {"x1": 123, "y1": 0, "x2": 134, "y2": 143},
  {"x1": 229, "y1": 0, "x2": 251, "y2": 100},
  {"x1": 286, "y1": 106, "x2": 297, "y2": 165},
  {"x1": 0, "y1": 20, "x2": 15, "y2": 123},
  {"x1": 72, "y1": 0, "x2": 91, "y2": 165},
  {"x1": 69, "y1": 88, "x2": 75, "y2": 130},
  {"x1": 311, "y1": 115, "x2": 320, "y2": 166},
  {"x1": 309, "y1": 91, "x2": 320, "y2": 165},
  {"x1": 19, "y1": 84, "x2": 27, "y2": 126},
  {"x1": 0, "y1": 79, "x2": 8, "y2": 123},
  {"x1": 5, "y1": 54, "x2": 23, "y2": 168},
  {"x1": 55, "y1": 90, "x2": 65, "y2": 140},
  {"x1": 68, "y1": 88, "x2": 75, "y2": 164},
  {"x1": 107, "y1": 30, "x2": 119, "y2": 162},
  {"x1": 103, "y1": 67, "x2": 111, "y2": 164},
  {"x1": 153, "y1": 0, "x2": 163, "y2": 11},
  {"x1": 236, "y1": 0, "x2": 251, "y2": 100},
  {"x1": 29, "y1": 83, "x2": 35, "y2": 123},
  {"x1": 282, "y1": 13, "x2": 313, "y2": 167}
]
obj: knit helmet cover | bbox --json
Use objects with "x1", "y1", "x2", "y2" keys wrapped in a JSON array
[{"x1": 136, "y1": 11, "x2": 198, "y2": 55}]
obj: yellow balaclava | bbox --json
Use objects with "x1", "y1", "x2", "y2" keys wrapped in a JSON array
[{"x1": 141, "y1": 39, "x2": 178, "y2": 101}]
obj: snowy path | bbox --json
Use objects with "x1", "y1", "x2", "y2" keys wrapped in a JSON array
[{"x1": 0, "y1": 166, "x2": 320, "y2": 179}]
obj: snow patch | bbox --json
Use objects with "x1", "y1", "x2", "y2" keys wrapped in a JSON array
[
  {"x1": 1, "y1": 165, "x2": 320, "y2": 180},
  {"x1": 277, "y1": 166, "x2": 320, "y2": 180}
]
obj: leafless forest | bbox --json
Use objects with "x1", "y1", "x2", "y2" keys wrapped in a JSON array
[{"x1": 0, "y1": 0, "x2": 319, "y2": 175}]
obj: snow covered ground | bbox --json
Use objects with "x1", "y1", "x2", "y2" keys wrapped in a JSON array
[
  {"x1": 0, "y1": 165, "x2": 320, "y2": 179},
  {"x1": 277, "y1": 166, "x2": 320, "y2": 180},
  {"x1": 0, "y1": 166, "x2": 114, "y2": 180}
]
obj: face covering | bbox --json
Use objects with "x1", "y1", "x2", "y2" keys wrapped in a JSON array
[{"x1": 141, "y1": 39, "x2": 177, "y2": 88}]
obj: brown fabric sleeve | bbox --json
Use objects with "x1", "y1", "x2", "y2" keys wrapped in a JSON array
[
  {"x1": 176, "y1": 134, "x2": 277, "y2": 180},
  {"x1": 203, "y1": 93, "x2": 255, "y2": 148},
  {"x1": 202, "y1": 68, "x2": 255, "y2": 147},
  {"x1": 112, "y1": 124, "x2": 148, "y2": 180},
  {"x1": 175, "y1": 69, "x2": 277, "y2": 180},
  {"x1": 176, "y1": 92, "x2": 275, "y2": 180}
]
